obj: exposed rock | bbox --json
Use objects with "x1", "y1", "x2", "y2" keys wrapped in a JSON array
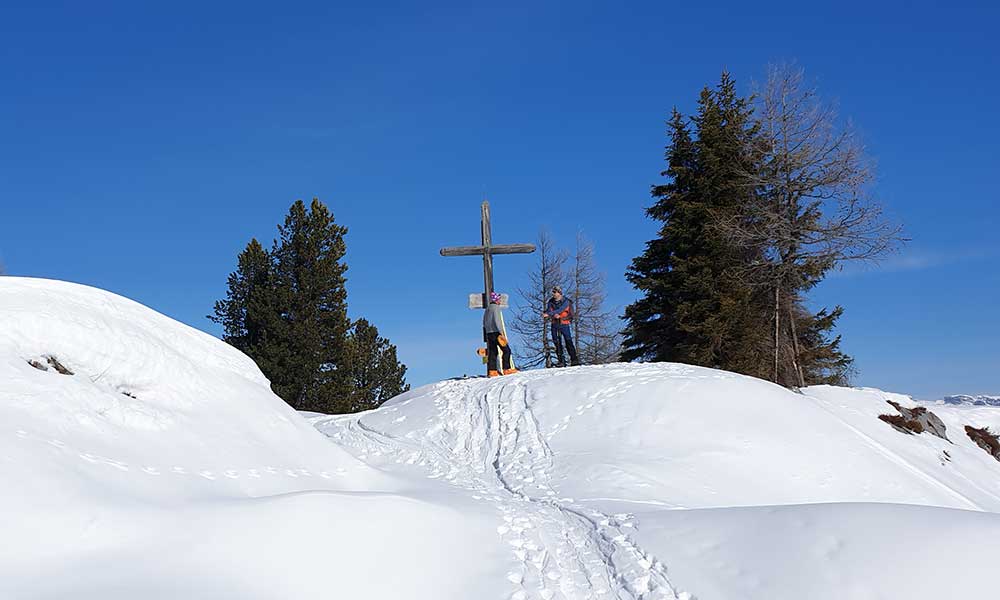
[
  {"x1": 965, "y1": 426, "x2": 1000, "y2": 462},
  {"x1": 26, "y1": 355, "x2": 74, "y2": 375},
  {"x1": 44, "y1": 355, "x2": 74, "y2": 375},
  {"x1": 879, "y1": 413, "x2": 921, "y2": 435},
  {"x1": 879, "y1": 400, "x2": 949, "y2": 441}
]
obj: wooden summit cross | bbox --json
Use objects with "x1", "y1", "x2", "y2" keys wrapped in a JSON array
[{"x1": 440, "y1": 200, "x2": 535, "y2": 309}]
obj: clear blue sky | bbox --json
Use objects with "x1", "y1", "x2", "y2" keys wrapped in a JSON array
[{"x1": 2, "y1": 1, "x2": 997, "y2": 399}]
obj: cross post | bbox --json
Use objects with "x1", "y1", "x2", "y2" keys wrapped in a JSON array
[{"x1": 440, "y1": 200, "x2": 535, "y2": 307}]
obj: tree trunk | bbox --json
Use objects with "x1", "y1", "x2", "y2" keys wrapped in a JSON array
[
  {"x1": 573, "y1": 303, "x2": 579, "y2": 358},
  {"x1": 543, "y1": 313, "x2": 551, "y2": 368},
  {"x1": 787, "y1": 303, "x2": 805, "y2": 387},
  {"x1": 773, "y1": 286, "x2": 780, "y2": 384}
]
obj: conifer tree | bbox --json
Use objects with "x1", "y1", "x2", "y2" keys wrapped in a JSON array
[
  {"x1": 794, "y1": 304, "x2": 853, "y2": 385},
  {"x1": 210, "y1": 238, "x2": 270, "y2": 354},
  {"x1": 213, "y1": 198, "x2": 409, "y2": 413},
  {"x1": 342, "y1": 318, "x2": 410, "y2": 412},
  {"x1": 625, "y1": 68, "x2": 892, "y2": 387},
  {"x1": 623, "y1": 73, "x2": 766, "y2": 371},
  {"x1": 621, "y1": 109, "x2": 693, "y2": 363},
  {"x1": 259, "y1": 199, "x2": 351, "y2": 412}
]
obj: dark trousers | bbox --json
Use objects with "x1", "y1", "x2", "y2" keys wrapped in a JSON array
[
  {"x1": 487, "y1": 332, "x2": 512, "y2": 372},
  {"x1": 551, "y1": 323, "x2": 578, "y2": 365}
]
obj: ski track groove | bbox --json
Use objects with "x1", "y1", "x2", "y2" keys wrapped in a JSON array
[{"x1": 314, "y1": 373, "x2": 692, "y2": 600}]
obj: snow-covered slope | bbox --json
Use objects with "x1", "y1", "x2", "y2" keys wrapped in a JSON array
[
  {"x1": 0, "y1": 278, "x2": 503, "y2": 599},
  {"x1": 4, "y1": 277, "x2": 999, "y2": 599},
  {"x1": 313, "y1": 366, "x2": 1000, "y2": 600}
]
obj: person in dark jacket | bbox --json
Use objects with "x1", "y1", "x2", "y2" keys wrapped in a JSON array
[
  {"x1": 483, "y1": 291, "x2": 517, "y2": 377},
  {"x1": 542, "y1": 286, "x2": 579, "y2": 367}
]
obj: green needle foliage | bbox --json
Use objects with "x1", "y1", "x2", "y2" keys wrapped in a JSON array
[{"x1": 212, "y1": 199, "x2": 408, "y2": 413}]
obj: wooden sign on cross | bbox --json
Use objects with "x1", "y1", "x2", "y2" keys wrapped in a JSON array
[{"x1": 440, "y1": 200, "x2": 535, "y2": 309}]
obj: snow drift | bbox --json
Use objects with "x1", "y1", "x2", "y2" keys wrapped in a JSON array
[
  {"x1": 0, "y1": 278, "x2": 502, "y2": 599},
  {"x1": 3, "y1": 277, "x2": 999, "y2": 599}
]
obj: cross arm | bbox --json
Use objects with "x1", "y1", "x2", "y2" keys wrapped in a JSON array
[
  {"x1": 490, "y1": 243, "x2": 536, "y2": 255},
  {"x1": 439, "y1": 243, "x2": 536, "y2": 257},
  {"x1": 440, "y1": 246, "x2": 487, "y2": 257}
]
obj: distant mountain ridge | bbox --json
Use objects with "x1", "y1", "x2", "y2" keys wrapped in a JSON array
[{"x1": 938, "y1": 394, "x2": 1000, "y2": 407}]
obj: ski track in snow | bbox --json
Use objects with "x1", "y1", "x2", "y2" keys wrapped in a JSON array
[{"x1": 314, "y1": 373, "x2": 693, "y2": 600}]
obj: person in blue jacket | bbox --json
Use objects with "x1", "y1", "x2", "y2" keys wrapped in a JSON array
[{"x1": 542, "y1": 286, "x2": 579, "y2": 367}]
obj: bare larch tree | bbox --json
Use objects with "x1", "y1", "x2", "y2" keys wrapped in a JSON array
[
  {"x1": 718, "y1": 63, "x2": 905, "y2": 386},
  {"x1": 511, "y1": 230, "x2": 567, "y2": 368},
  {"x1": 569, "y1": 231, "x2": 621, "y2": 364}
]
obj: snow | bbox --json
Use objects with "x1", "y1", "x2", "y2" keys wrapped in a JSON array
[
  {"x1": 0, "y1": 278, "x2": 502, "y2": 599},
  {"x1": 633, "y1": 502, "x2": 1000, "y2": 600},
  {"x1": 3, "y1": 276, "x2": 999, "y2": 599}
]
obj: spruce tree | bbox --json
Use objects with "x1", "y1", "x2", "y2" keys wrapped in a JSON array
[
  {"x1": 623, "y1": 73, "x2": 765, "y2": 371},
  {"x1": 209, "y1": 238, "x2": 270, "y2": 355},
  {"x1": 212, "y1": 199, "x2": 352, "y2": 413},
  {"x1": 621, "y1": 109, "x2": 694, "y2": 363},
  {"x1": 265, "y1": 199, "x2": 351, "y2": 412},
  {"x1": 794, "y1": 305, "x2": 853, "y2": 385},
  {"x1": 343, "y1": 319, "x2": 410, "y2": 412}
]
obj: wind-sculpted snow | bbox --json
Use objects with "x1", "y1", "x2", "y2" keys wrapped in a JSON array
[
  {"x1": 0, "y1": 278, "x2": 503, "y2": 599},
  {"x1": 0, "y1": 277, "x2": 374, "y2": 489},
  {"x1": 3, "y1": 277, "x2": 998, "y2": 599}
]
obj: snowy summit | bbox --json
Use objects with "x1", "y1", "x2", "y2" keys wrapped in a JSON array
[{"x1": 2, "y1": 277, "x2": 999, "y2": 599}]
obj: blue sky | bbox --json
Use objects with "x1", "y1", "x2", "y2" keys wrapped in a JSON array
[{"x1": 1, "y1": 1, "x2": 997, "y2": 399}]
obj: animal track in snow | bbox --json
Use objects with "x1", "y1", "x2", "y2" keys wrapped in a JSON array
[{"x1": 9, "y1": 426, "x2": 355, "y2": 490}]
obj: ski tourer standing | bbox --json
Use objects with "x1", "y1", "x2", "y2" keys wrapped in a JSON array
[
  {"x1": 543, "y1": 286, "x2": 579, "y2": 367},
  {"x1": 483, "y1": 291, "x2": 517, "y2": 377}
]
